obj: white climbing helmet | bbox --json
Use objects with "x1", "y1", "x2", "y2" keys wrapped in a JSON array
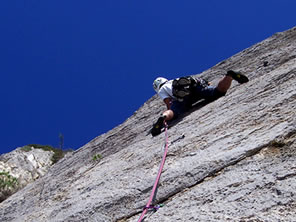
[{"x1": 153, "y1": 77, "x2": 168, "y2": 93}]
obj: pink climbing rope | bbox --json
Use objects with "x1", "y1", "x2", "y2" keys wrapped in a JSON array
[{"x1": 138, "y1": 122, "x2": 169, "y2": 222}]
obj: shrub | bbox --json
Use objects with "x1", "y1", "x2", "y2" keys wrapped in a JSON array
[
  {"x1": 0, "y1": 171, "x2": 19, "y2": 202},
  {"x1": 0, "y1": 171, "x2": 18, "y2": 189},
  {"x1": 92, "y1": 154, "x2": 102, "y2": 162},
  {"x1": 21, "y1": 146, "x2": 32, "y2": 152}
]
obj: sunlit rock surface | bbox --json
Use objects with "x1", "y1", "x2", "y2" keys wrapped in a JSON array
[
  {"x1": 0, "y1": 27, "x2": 295, "y2": 222},
  {"x1": 0, "y1": 147, "x2": 54, "y2": 202}
]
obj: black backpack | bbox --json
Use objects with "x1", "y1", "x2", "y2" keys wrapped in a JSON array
[{"x1": 172, "y1": 76, "x2": 209, "y2": 100}]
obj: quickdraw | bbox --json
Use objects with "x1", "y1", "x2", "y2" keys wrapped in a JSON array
[
  {"x1": 138, "y1": 122, "x2": 169, "y2": 222},
  {"x1": 143, "y1": 204, "x2": 164, "y2": 211}
]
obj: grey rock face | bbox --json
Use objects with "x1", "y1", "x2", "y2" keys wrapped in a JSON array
[
  {"x1": 0, "y1": 26, "x2": 296, "y2": 222},
  {"x1": 0, "y1": 147, "x2": 54, "y2": 202}
]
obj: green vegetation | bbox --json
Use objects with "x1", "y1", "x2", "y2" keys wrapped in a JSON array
[
  {"x1": 21, "y1": 144, "x2": 73, "y2": 164},
  {"x1": 0, "y1": 171, "x2": 19, "y2": 202},
  {"x1": 92, "y1": 154, "x2": 102, "y2": 162},
  {"x1": 0, "y1": 171, "x2": 18, "y2": 190},
  {"x1": 21, "y1": 145, "x2": 32, "y2": 152}
]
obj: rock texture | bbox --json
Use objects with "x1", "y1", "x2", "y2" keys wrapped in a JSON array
[
  {"x1": 0, "y1": 26, "x2": 296, "y2": 222},
  {"x1": 0, "y1": 147, "x2": 54, "y2": 202}
]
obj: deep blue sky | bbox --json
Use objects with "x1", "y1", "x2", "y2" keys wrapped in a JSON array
[{"x1": 0, "y1": 1, "x2": 295, "y2": 154}]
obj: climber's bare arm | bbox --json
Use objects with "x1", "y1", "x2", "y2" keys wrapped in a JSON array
[{"x1": 163, "y1": 98, "x2": 172, "y2": 110}]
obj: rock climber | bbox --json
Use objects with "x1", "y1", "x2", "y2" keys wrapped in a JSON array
[{"x1": 151, "y1": 70, "x2": 249, "y2": 136}]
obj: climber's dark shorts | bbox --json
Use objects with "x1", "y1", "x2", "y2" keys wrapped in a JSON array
[{"x1": 171, "y1": 85, "x2": 225, "y2": 118}]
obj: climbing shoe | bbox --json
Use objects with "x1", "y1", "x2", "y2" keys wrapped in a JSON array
[
  {"x1": 151, "y1": 116, "x2": 166, "y2": 137},
  {"x1": 226, "y1": 70, "x2": 249, "y2": 84}
]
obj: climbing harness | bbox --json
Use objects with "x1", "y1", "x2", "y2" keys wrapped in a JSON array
[{"x1": 138, "y1": 122, "x2": 169, "y2": 222}]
